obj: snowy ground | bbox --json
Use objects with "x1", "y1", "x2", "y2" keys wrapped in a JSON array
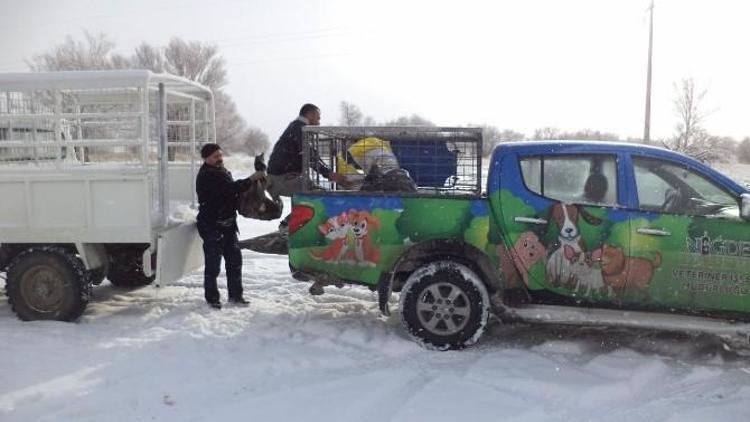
[{"x1": 2, "y1": 157, "x2": 750, "y2": 421}]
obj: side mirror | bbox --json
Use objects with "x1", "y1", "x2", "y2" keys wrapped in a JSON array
[{"x1": 741, "y1": 193, "x2": 750, "y2": 220}]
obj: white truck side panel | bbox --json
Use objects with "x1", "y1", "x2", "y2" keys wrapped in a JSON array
[
  {"x1": 0, "y1": 173, "x2": 152, "y2": 243},
  {"x1": 167, "y1": 165, "x2": 197, "y2": 205},
  {"x1": 31, "y1": 181, "x2": 86, "y2": 227},
  {"x1": 0, "y1": 182, "x2": 26, "y2": 227}
]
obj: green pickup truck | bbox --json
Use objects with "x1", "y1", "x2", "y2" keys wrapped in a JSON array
[{"x1": 288, "y1": 127, "x2": 750, "y2": 350}]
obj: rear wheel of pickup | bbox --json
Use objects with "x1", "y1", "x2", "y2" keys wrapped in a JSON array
[
  {"x1": 107, "y1": 248, "x2": 155, "y2": 288},
  {"x1": 5, "y1": 247, "x2": 91, "y2": 321},
  {"x1": 400, "y1": 261, "x2": 490, "y2": 350}
]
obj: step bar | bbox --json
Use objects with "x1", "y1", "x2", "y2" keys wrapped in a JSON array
[{"x1": 504, "y1": 304, "x2": 750, "y2": 340}]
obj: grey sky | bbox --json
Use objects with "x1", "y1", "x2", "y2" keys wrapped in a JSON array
[{"x1": 1, "y1": 0, "x2": 748, "y2": 143}]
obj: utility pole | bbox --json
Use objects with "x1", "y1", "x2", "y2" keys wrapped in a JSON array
[{"x1": 643, "y1": 0, "x2": 654, "y2": 144}]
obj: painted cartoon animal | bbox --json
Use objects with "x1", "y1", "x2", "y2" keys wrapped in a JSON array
[
  {"x1": 564, "y1": 245, "x2": 607, "y2": 295},
  {"x1": 596, "y1": 244, "x2": 661, "y2": 290},
  {"x1": 497, "y1": 243, "x2": 522, "y2": 288},
  {"x1": 310, "y1": 212, "x2": 353, "y2": 263},
  {"x1": 348, "y1": 210, "x2": 381, "y2": 266},
  {"x1": 510, "y1": 231, "x2": 547, "y2": 287},
  {"x1": 545, "y1": 203, "x2": 602, "y2": 285}
]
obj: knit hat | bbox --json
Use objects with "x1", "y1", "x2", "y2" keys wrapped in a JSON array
[{"x1": 201, "y1": 143, "x2": 221, "y2": 158}]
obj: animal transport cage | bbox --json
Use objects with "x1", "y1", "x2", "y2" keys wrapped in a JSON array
[
  {"x1": 0, "y1": 70, "x2": 214, "y2": 292},
  {"x1": 301, "y1": 126, "x2": 483, "y2": 195}
]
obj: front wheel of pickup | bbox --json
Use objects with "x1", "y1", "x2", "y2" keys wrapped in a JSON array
[
  {"x1": 5, "y1": 247, "x2": 91, "y2": 321},
  {"x1": 399, "y1": 261, "x2": 490, "y2": 350}
]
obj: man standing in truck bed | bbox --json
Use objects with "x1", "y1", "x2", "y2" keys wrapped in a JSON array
[{"x1": 264, "y1": 103, "x2": 341, "y2": 246}]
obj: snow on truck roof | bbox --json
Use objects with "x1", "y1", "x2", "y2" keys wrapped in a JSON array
[{"x1": 0, "y1": 70, "x2": 213, "y2": 101}]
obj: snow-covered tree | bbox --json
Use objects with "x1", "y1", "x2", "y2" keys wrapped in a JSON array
[
  {"x1": 29, "y1": 32, "x2": 269, "y2": 155},
  {"x1": 163, "y1": 38, "x2": 226, "y2": 91},
  {"x1": 383, "y1": 114, "x2": 435, "y2": 126},
  {"x1": 339, "y1": 101, "x2": 363, "y2": 126},
  {"x1": 738, "y1": 138, "x2": 750, "y2": 164},
  {"x1": 28, "y1": 31, "x2": 129, "y2": 71},
  {"x1": 662, "y1": 78, "x2": 711, "y2": 158},
  {"x1": 469, "y1": 124, "x2": 525, "y2": 156},
  {"x1": 131, "y1": 42, "x2": 165, "y2": 72}
]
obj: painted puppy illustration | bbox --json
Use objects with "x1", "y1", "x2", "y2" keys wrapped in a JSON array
[
  {"x1": 310, "y1": 212, "x2": 353, "y2": 263},
  {"x1": 595, "y1": 244, "x2": 661, "y2": 290},
  {"x1": 545, "y1": 203, "x2": 602, "y2": 285},
  {"x1": 564, "y1": 245, "x2": 607, "y2": 295},
  {"x1": 348, "y1": 210, "x2": 381, "y2": 266},
  {"x1": 510, "y1": 231, "x2": 547, "y2": 287}
]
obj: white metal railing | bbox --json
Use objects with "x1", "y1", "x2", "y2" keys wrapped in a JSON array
[{"x1": 0, "y1": 71, "x2": 215, "y2": 227}]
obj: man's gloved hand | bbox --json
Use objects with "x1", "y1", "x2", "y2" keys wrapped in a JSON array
[{"x1": 249, "y1": 170, "x2": 267, "y2": 182}]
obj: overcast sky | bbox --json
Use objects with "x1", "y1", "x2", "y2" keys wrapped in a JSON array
[{"x1": 1, "y1": 0, "x2": 748, "y2": 143}]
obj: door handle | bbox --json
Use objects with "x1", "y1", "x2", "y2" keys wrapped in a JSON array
[
  {"x1": 637, "y1": 228, "x2": 671, "y2": 236},
  {"x1": 514, "y1": 217, "x2": 548, "y2": 225}
]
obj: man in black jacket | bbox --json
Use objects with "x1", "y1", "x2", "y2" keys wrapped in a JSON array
[
  {"x1": 196, "y1": 143, "x2": 255, "y2": 309},
  {"x1": 266, "y1": 104, "x2": 341, "y2": 236}
]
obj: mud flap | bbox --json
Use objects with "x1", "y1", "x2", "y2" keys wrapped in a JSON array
[
  {"x1": 155, "y1": 222, "x2": 204, "y2": 287},
  {"x1": 378, "y1": 277, "x2": 393, "y2": 317}
]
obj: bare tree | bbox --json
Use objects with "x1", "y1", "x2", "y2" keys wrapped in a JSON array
[
  {"x1": 164, "y1": 38, "x2": 226, "y2": 90},
  {"x1": 28, "y1": 31, "x2": 130, "y2": 71},
  {"x1": 213, "y1": 91, "x2": 247, "y2": 149},
  {"x1": 470, "y1": 124, "x2": 525, "y2": 156},
  {"x1": 213, "y1": 93, "x2": 270, "y2": 154},
  {"x1": 738, "y1": 138, "x2": 750, "y2": 164},
  {"x1": 558, "y1": 129, "x2": 620, "y2": 141},
  {"x1": 383, "y1": 114, "x2": 435, "y2": 126},
  {"x1": 533, "y1": 127, "x2": 560, "y2": 140},
  {"x1": 532, "y1": 127, "x2": 622, "y2": 142},
  {"x1": 240, "y1": 127, "x2": 271, "y2": 155},
  {"x1": 131, "y1": 42, "x2": 165, "y2": 72},
  {"x1": 29, "y1": 32, "x2": 268, "y2": 156},
  {"x1": 665, "y1": 78, "x2": 708, "y2": 154},
  {"x1": 339, "y1": 101, "x2": 363, "y2": 126}
]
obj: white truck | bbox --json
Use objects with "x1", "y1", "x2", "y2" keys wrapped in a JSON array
[{"x1": 0, "y1": 70, "x2": 210, "y2": 321}]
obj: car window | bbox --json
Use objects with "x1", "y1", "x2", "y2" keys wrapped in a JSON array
[
  {"x1": 633, "y1": 157, "x2": 739, "y2": 218},
  {"x1": 520, "y1": 155, "x2": 618, "y2": 206}
]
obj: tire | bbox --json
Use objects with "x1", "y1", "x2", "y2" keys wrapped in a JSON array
[
  {"x1": 399, "y1": 260, "x2": 490, "y2": 350},
  {"x1": 5, "y1": 247, "x2": 91, "y2": 321},
  {"x1": 106, "y1": 249, "x2": 155, "y2": 288}
]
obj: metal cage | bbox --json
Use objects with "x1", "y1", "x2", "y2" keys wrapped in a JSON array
[
  {"x1": 0, "y1": 70, "x2": 215, "y2": 242},
  {"x1": 302, "y1": 126, "x2": 483, "y2": 196}
]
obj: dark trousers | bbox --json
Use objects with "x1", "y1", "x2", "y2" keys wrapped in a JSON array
[{"x1": 197, "y1": 220, "x2": 243, "y2": 303}]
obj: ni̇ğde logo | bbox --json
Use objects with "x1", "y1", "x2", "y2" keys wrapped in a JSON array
[{"x1": 686, "y1": 231, "x2": 750, "y2": 258}]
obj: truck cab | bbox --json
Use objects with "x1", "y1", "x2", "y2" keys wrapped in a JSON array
[{"x1": 491, "y1": 141, "x2": 749, "y2": 315}]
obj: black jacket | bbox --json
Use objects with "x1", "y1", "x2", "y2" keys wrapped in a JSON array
[
  {"x1": 196, "y1": 163, "x2": 252, "y2": 226},
  {"x1": 267, "y1": 117, "x2": 330, "y2": 178}
]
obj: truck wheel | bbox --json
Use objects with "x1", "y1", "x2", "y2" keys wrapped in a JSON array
[
  {"x1": 5, "y1": 247, "x2": 91, "y2": 321},
  {"x1": 107, "y1": 249, "x2": 155, "y2": 288},
  {"x1": 399, "y1": 261, "x2": 490, "y2": 350}
]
